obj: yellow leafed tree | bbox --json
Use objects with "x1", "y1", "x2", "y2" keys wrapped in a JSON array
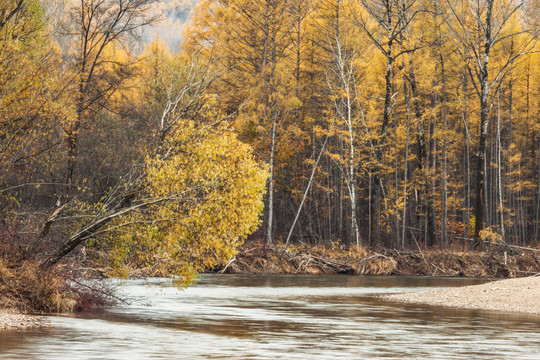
[{"x1": 97, "y1": 107, "x2": 268, "y2": 286}]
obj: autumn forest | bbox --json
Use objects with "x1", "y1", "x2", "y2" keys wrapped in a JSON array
[
  {"x1": 0, "y1": 0, "x2": 539, "y2": 288},
  {"x1": 186, "y1": 0, "x2": 539, "y2": 250}
]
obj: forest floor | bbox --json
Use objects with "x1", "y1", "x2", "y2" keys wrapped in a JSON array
[
  {"x1": 384, "y1": 276, "x2": 540, "y2": 315},
  {"x1": 216, "y1": 241, "x2": 540, "y2": 278}
]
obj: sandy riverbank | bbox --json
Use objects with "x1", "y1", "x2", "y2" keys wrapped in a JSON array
[
  {"x1": 0, "y1": 309, "x2": 45, "y2": 330},
  {"x1": 385, "y1": 276, "x2": 540, "y2": 315}
]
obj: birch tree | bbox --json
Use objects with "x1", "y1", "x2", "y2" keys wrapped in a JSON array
[{"x1": 326, "y1": 6, "x2": 362, "y2": 246}]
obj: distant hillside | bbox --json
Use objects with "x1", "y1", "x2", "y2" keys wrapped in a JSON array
[{"x1": 145, "y1": 0, "x2": 197, "y2": 48}]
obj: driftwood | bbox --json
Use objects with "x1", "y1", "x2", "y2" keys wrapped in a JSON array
[
  {"x1": 219, "y1": 247, "x2": 395, "y2": 275},
  {"x1": 219, "y1": 257, "x2": 236, "y2": 274},
  {"x1": 218, "y1": 243, "x2": 540, "y2": 278}
]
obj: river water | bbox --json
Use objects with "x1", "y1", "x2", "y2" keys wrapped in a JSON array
[{"x1": 0, "y1": 275, "x2": 539, "y2": 359}]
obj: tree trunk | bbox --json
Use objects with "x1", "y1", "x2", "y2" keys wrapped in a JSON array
[
  {"x1": 473, "y1": 0, "x2": 493, "y2": 249},
  {"x1": 426, "y1": 65, "x2": 438, "y2": 247},
  {"x1": 267, "y1": 116, "x2": 276, "y2": 244},
  {"x1": 497, "y1": 89, "x2": 505, "y2": 238},
  {"x1": 461, "y1": 73, "x2": 472, "y2": 240},
  {"x1": 407, "y1": 54, "x2": 435, "y2": 247},
  {"x1": 401, "y1": 78, "x2": 411, "y2": 249},
  {"x1": 370, "y1": 37, "x2": 393, "y2": 245},
  {"x1": 347, "y1": 95, "x2": 360, "y2": 246},
  {"x1": 266, "y1": 13, "x2": 278, "y2": 244},
  {"x1": 440, "y1": 53, "x2": 449, "y2": 247}
]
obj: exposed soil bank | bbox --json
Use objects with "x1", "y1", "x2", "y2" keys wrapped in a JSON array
[
  {"x1": 384, "y1": 276, "x2": 540, "y2": 315},
  {"x1": 217, "y1": 242, "x2": 540, "y2": 278}
]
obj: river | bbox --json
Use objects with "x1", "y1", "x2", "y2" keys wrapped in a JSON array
[{"x1": 0, "y1": 275, "x2": 539, "y2": 359}]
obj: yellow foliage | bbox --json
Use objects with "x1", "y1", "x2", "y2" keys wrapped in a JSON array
[
  {"x1": 479, "y1": 227, "x2": 503, "y2": 245},
  {"x1": 110, "y1": 116, "x2": 268, "y2": 287}
]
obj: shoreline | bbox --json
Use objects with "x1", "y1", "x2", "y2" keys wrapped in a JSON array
[
  {"x1": 217, "y1": 243, "x2": 540, "y2": 278},
  {"x1": 0, "y1": 309, "x2": 46, "y2": 330},
  {"x1": 2, "y1": 275, "x2": 539, "y2": 327},
  {"x1": 384, "y1": 276, "x2": 540, "y2": 315}
]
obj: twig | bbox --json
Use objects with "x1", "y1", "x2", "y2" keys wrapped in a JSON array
[
  {"x1": 67, "y1": 277, "x2": 128, "y2": 305},
  {"x1": 218, "y1": 257, "x2": 236, "y2": 274}
]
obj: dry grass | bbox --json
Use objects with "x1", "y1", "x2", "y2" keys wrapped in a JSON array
[{"x1": 0, "y1": 261, "x2": 77, "y2": 313}]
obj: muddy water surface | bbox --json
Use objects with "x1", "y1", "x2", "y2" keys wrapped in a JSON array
[{"x1": 0, "y1": 275, "x2": 539, "y2": 359}]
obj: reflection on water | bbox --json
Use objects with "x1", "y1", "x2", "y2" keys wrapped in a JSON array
[{"x1": 1, "y1": 275, "x2": 539, "y2": 359}]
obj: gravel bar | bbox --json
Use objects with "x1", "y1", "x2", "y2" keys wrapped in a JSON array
[
  {"x1": 385, "y1": 276, "x2": 540, "y2": 315},
  {"x1": 0, "y1": 309, "x2": 46, "y2": 330}
]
